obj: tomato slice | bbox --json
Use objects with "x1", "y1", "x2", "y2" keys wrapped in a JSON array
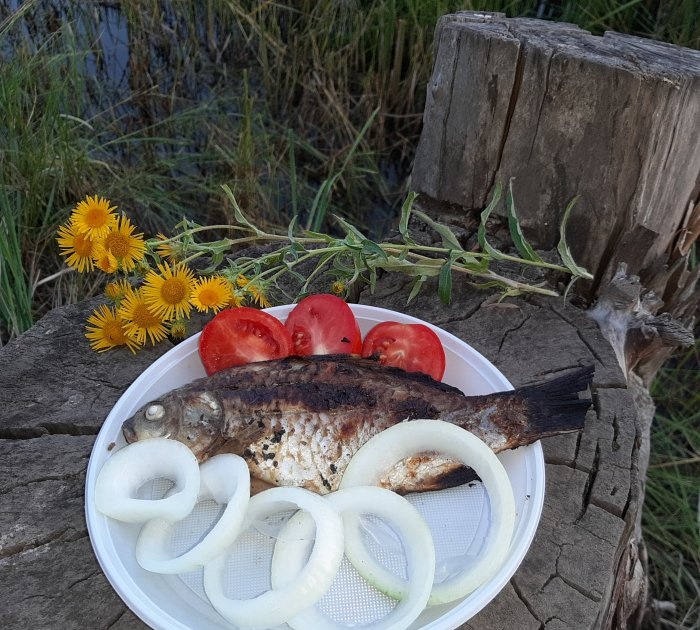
[
  {"x1": 361, "y1": 321, "x2": 446, "y2": 381},
  {"x1": 198, "y1": 307, "x2": 293, "y2": 375},
  {"x1": 285, "y1": 294, "x2": 362, "y2": 356}
]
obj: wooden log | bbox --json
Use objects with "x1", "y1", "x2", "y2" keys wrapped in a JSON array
[
  {"x1": 411, "y1": 12, "x2": 700, "y2": 316},
  {"x1": 0, "y1": 276, "x2": 643, "y2": 630}
]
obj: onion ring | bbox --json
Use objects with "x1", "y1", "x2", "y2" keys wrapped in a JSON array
[
  {"x1": 339, "y1": 420, "x2": 516, "y2": 605},
  {"x1": 271, "y1": 486, "x2": 435, "y2": 630},
  {"x1": 94, "y1": 438, "x2": 200, "y2": 523},
  {"x1": 135, "y1": 454, "x2": 250, "y2": 574},
  {"x1": 202, "y1": 486, "x2": 344, "y2": 629}
]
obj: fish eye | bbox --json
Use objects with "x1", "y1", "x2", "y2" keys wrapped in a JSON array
[{"x1": 145, "y1": 403, "x2": 165, "y2": 421}]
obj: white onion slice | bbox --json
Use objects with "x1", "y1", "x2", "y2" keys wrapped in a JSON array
[
  {"x1": 135, "y1": 454, "x2": 250, "y2": 574},
  {"x1": 339, "y1": 420, "x2": 516, "y2": 605},
  {"x1": 202, "y1": 486, "x2": 344, "y2": 629},
  {"x1": 94, "y1": 438, "x2": 200, "y2": 523},
  {"x1": 271, "y1": 486, "x2": 435, "y2": 630}
]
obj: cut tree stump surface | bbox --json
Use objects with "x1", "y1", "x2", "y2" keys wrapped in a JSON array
[
  {"x1": 412, "y1": 11, "x2": 700, "y2": 308},
  {"x1": 0, "y1": 275, "x2": 640, "y2": 630}
]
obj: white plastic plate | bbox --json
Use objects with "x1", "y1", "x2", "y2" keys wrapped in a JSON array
[{"x1": 85, "y1": 304, "x2": 544, "y2": 630}]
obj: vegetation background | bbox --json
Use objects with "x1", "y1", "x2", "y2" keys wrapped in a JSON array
[{"x1": 0, "y1": 0, "x2": 697, "y2": 628}]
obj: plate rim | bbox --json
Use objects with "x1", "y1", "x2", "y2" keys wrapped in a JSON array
[{"x1": 85, "y1": 303, "x2": 545, "y2": 630}]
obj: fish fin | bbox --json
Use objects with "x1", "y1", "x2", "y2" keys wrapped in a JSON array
[
  {"x1": 517, "y1": 365, "x2": 594, "y2": 440},
  {"x1": 423, "y1": 465, "x2": 480, "y2": 491}
]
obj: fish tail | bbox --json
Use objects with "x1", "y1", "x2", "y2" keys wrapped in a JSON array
[{"x1": 517, "y1": 365, "x2": 594, "y2": 440}]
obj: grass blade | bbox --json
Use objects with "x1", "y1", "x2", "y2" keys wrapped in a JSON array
[{"x1": 0, "y1": 191, "x2": 35, "y2": 340}]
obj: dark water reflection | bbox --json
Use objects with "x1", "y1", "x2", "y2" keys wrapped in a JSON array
[{"x1": 1, "y1": 1, "x2": 405, "y2": 238}]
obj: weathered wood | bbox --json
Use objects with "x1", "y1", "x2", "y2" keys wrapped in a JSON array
[
  {"x1": 412, "y1": 12, "x2": 700, "y2": 315},
  {"x1": 588, "y1": 263, "x2": 695, "y2": 386},
  {"x1": 0, "y1": 275, "x2": 642, "y2": 630}
]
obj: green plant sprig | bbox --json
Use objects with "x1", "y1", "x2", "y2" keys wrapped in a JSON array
[{"x1": 148, "y1": 183, "x2": 592, "y2": 306}]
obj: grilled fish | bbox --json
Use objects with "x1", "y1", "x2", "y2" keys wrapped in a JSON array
[{"x1": 122, "y1": 355, "x2": 593, "y2": 495}]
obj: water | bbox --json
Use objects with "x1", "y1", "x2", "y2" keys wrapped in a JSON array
[{"x1": 1, "y1": 1, "x2": 404, "y2": 237}]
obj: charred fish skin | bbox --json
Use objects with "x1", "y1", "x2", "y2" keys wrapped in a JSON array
[{"x1": 122, "y1": 356, "x2": 594, "y2": 495}]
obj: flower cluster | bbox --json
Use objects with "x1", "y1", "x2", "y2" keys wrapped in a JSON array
[
  {"x1": 57, "y1": 195, "x2": 271, "y2": 353},
  {"x1": 57, "y1": 184, "x2": 591, "y2": 354}
]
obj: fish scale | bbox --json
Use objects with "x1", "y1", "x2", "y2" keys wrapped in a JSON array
[{"x1": 122, "y1": 355, "x2": 594, "y2": 495}]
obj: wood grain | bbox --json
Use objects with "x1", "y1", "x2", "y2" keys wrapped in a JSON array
[{"x1": 412, "y1": 12, "x2": 700, "y2": 306}]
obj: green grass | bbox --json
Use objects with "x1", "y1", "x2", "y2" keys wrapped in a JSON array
[
  {"x1": 0, "y1": 2, "x2": 699, "y2": 626},
  {"x1": 645, "y1": 342, "x2": 700, "y2": 629}
]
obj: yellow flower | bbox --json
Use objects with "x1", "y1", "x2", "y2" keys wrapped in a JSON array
[
  {"x1": 227, "y1": 291, "x2": 246, "y2": 309},
  {"x1": 248, "y1": 283, "x2": 271, "y2": 308},
  {"x1": 154, "y1": 233, "x2": 180, "y2": 262},
  {"x1": 168, "y1": 319, "x2": 188, "y2": 340},
  {"x1": 92, "y1": 243, "x2": 119, "y2": 274},
  {"x1": 330, "y1": 280, "x2": 346, "y2": 296},
  {"x1": 118, "y1": 288, "x2": 169, "y2": 346},
  {"x1": 191, "y1": 275, "x2": 232, "y2": 313},
  {"x1": 142, "y1": 262, "x2": 196, "y2": 321},
  {"x1": 56, "y1": 222, "x2": 97, "y2": 272},
  {"x1": 85, "y1": 304, "x2": 139, "y2": 353},
  {"x1": 100, "y1": 215, "x2": 146, "y2": 272},
  {"x1": 71, "y1": 195, "x2": 118, "y2": 239},
  {"x1": 236, "y1": 274, "x2": 271, "y2": 308},
  {"x1": 105, "y1": 279, "x2": 134, "y2": 302}
]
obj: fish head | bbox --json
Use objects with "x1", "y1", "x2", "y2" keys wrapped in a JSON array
[{"x1": 122, "y1": 389, "x2": 224, "y2": 460}]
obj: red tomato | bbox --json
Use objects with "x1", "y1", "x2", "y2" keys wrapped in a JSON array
[
  {"x1": 285, "y1": 294, "x2": 362, "y2": 356},
  {"x1": 198, "y1": 307, "x2": 293, "y2": 375},
  {"x1": 361, "y1": 321, "x2": 446, "y2": 381}
]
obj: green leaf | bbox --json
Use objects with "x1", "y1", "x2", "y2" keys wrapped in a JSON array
[
  {"x1": 203, "y1": 250, "x2": 225, "y2": 272},
  {"x1": 407, "y1": 275, "x2": 428, "y2": 304},
  {"x1": 283, "y1": 248, "x2": 299, "y2": 265},
  {"x1": 498, "y1": 288, "x2": 525, "y2": 301},
  {"x1": 399, "y1": 192, "x2": 417, "y2": 243},
  {"x1": 477, "y1": 183, "x2": 507, "y2": 260},
  {"x1": 557, "y1": 197, "x2": 594, "y2": 280},
  {"x1": 506, "y1": 179, "x2": 542, "y2": 262},
  {"x1": 334, "y1": 215, "x2": 367, "y2": 243},
  {"x1": 413, "y1": 209, "x2": 463, "y2": 251},
  {"x1": 376, "y1": 257, "x2": 442, "y2": 277},
  {"x1": 333, "y1": 252, "x2": 356, "y2": 274},
  {"x1": 361, "y1": 239, "x2": 388, "y2": 261},
  {"x1": 368, "y1": 265, "x2": 378, "y2": 293},
  {"x1": 454, "y1": 251, "x2": 488, "y2": 272},
  {"x1": 221, "y1": 184, "x2": 262, "y2": 235},
  {"x1": 469, "y1": 280, "x2": 510, "y2": 291},
  {"x1": 562, "y1": 275, "x2": 581, "y2": 300},
  {"x1": 438, "y1": 259, "x2": 453, "y2": 305},
  {"x1": 302, "y1": 229, "x2": 337, "y2": 243}
]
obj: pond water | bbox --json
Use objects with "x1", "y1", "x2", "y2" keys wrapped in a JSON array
[{"x1": 2, "y1": 0, "x2": 404, "y2": 237}]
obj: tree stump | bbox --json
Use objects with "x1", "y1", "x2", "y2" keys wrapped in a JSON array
[
  {"x1": 411, "y1": 11, "x2": 700, "y2": 319},
  {"x1": 0, "y1": 275, "x2": 643, "y2": 629}
]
